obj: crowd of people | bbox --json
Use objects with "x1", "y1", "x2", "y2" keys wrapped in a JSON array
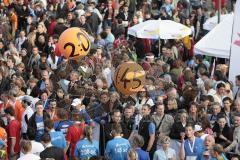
[{"x1": 0, "y1": 0, "x2": 239, "y2": 159}]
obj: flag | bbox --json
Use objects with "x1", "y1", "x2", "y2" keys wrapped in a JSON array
[
  {"x1": 211, "y1": 58, "x2": 216, "y2": 79},
  {"x1": 229, "y1": 0, "x2": 240, "y2": 84}
]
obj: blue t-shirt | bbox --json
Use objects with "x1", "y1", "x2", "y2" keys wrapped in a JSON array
[
  {"x1": 39, "y1": 80, "x2": 46, "y2": 91},
  {"x1": 80, "y1": 109, "x2": 91, "y2": 124},
  {"x1": 49, "y1": 131, "x2": 67, "y2": 149},
  {"x1": 35, "y1": 115, "x2": 44, "y2": 142},
  {"x1": 184, "y1": 137, "x2": 204, "y2": 160},
  {"x1": 105, "y1": 137, "x2": 130, "y2": 160},
  {"x1": 0, "y1": 139, "x2": 5, "y2": 148},
  {"x1": 106, "y1": 33, "x2": 115, "y2": 43},
  {"x1": 135, "y1": 148, "x2": 150, "y2": 160},
  {"x1": 148, "y1": 122, "x2": 155, "y2": 134},
  {"x1": 161, "y1": 4, "x2": 174, "y2": 16},
  {"x1": 54, "y1": 120, "x2": 73, "y2": 135},
  {"x1": 74, "y1": 138, "x2": 99, "y2": 159}
]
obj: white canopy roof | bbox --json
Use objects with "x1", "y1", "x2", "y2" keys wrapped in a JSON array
[
  {"x1": 203, "y1": 14, "x2": 232, "y2": 31},
  {"x1": 194, "y1": 14, "x2": 234, "y2": 58},
  {"x1": 127, "y1": 19, "x2": 191, "y2": 39}
]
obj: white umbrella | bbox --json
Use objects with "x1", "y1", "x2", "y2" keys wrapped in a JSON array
[
  {"x1": 128, "y1": 19, "x2": 192, "y2": 39},
  {"x1": 203, "y1": 13, "x2": 232, "y2": 31},
  {"x1": 194, "y1": 14, "x2": 234, "y2": 58}
]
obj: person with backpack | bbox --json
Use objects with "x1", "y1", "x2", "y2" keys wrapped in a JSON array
[
  {"x1": 138, "y1": 104, "x2": 156, "y2": 159},
  {"x1": 152, "y1": 103, "x2": 174, "y2": 148}
]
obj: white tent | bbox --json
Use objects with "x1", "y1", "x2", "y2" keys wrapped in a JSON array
[
  {"x1": 203, "y1": 14, "x2": 232, "y2": 31},
  {"x1": 194, "y1": 14, "x2": 234, "y2": 58}
]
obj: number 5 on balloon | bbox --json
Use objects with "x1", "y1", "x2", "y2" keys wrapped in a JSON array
[{"x1": 132, "y1": 71, "x2": 141, "y2": 89}]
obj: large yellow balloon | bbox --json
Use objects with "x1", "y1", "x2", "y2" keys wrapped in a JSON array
[
  {"x1": 114, "y1": 61, "x2": 146, "y2": 95},
  {"x1": 58, "y1": 27, "x2": 91, "y2": 59}
]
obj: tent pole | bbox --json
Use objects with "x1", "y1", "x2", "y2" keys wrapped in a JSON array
[
  {"x1": 216, "y1": 0, "x2": 221, "y2": 64},
  {"x1": 218, "y1": 0, "x2": 221, "y2": 23},
  {"x1": 158, "y1": 38, "x2": 161, "y2": 57}
]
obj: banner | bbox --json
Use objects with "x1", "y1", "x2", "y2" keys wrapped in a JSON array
[{"x1": 229, "y1": 0, "x2": 240, "y2": 84}]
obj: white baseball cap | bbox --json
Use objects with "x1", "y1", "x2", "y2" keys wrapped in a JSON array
[
  {"x1": 71, "y1": 98, "x2": 82, "y2": 106},
  {"x1": 194, "y1": 125, "x2": 202, "y2": 132}
]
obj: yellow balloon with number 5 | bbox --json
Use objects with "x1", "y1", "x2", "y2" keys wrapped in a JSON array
[{"x1": 114, "y1": 61, "x2": 146, "y2": 95}]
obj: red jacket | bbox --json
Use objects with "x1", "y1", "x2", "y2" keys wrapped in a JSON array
[{"x1": 48, "y1": 20, "x2": 57, "y2": 36}]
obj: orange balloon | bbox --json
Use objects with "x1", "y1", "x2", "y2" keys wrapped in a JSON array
[
  {"x1": 114, "y1": 61, "x2": 146, "y2": 95},
  {"x1": 58, "y1": 27, "x2": 91, "y2": 59}
]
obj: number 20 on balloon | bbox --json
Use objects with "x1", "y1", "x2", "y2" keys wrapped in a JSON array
[
  {"x1": 114, "y1": 61, "x2": 146, "y2": 95},
  {"x1": 58, "y1": 27, "x2": 91, "y2": 59}
]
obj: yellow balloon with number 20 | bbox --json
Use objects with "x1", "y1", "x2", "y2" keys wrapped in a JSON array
[
  {"x1": 58, "y1": 27, "x2": 91, "y2": 59},
  {"x1": 114, "y1": 61, "x2": 146, "y2": 95}
]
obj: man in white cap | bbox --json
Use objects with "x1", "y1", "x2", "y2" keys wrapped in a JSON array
[
  {"x1": 20, "y1": 95, "x2": 35, "y2": 139},
  {"x1": 71, "y1": 98, "x2": 92, "y2": 125},
  {"x1": 71, "y1": 98, "x2": 84, "y2": 111},
  {"x1": 146, "y1": 52, "x2": 155, "y2": 63},
  {"x1": 194, "y1": 124, "x2": 208, "y2": 140},
  {"x1": 141, "y1": 52, "x2": 155, "y2": 72}
]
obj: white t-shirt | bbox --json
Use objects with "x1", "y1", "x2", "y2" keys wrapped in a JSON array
[
  {"x1": 103, "y1": 68, "x2": 112, "y2": 88},
  {"x1": 47, "y1": 56, "x2": 59, "y2": 70},
  {"x1": 20, "y1": 141, "x2": 44, "y2": 157},
  {"x1": 135, "y1": 97, "x2": 155, "y2": 110},
  {"x1": 21, "y1": 106, "x2": 34, "y2": 134},
  {"x1": 31, "y1": 141, "x2": 44, "y2": 156},
  {"x1": 17, "y1": 153, "x2": 40, "y2": 160},
  {"x1": 153, "y1": 147, "x2": 176, "y2": 160}
]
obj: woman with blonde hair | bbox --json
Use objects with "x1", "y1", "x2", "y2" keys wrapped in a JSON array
[
  {"x1": 131, "y1": 134, "x2": 150, "y2": 160},
  {"x1": 153, "y1": 136, "x2": 176, "y2": 160},
  {"x1": 12, "y1": 77, "x2": 26, "y2": 97},
  {"x1": 27, "y1": 31, "x2": 36, "y2": 47},
  {"x1": 35, "y1": 22, "x2": 48, "y2": 52},
  {"x1": 128, "y1": 149, "x2": 138, "y2": 160},
  {"x1": 37, "y1": 22, "x2": 47, "y2": 33},
  {"x1": 74, "y1": 126, "x2": 99, "y2": 159},
  {"x1": 109, "y1": 91, "x2": 123, "y2": 112},
  {"x1": 166, "y1": 98, "x2": 178, "y2": 118}
]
